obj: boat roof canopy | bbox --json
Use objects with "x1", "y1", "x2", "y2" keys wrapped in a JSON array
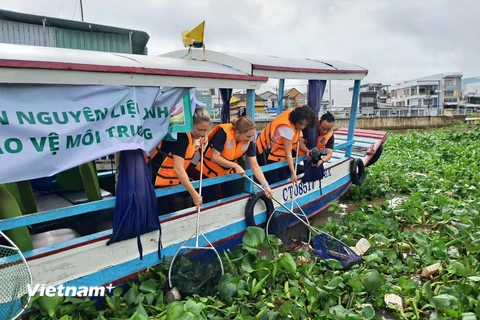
[
  {"x1": 0, "y1": 43, "x2": 267, "y2": 89},
  {"x1": 161, "y1": 49, "x2": 368, "y2": 81}
]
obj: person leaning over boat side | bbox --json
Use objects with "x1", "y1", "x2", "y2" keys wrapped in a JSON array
[
  {"x1": 299, "y1": 111, "x2": 335, "y2": 166},
  {"x1": 148, "y1": 108, "x2": 210, "y2": 214},
  {"x1": 195, "y1": 116, "x2": 273, "y2": 202},
  {"x1": 256, "y1": 106, "x2": 317, "y2": 184}
]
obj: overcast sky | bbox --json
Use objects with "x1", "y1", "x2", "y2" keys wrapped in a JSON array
[{"x1": 1, "y1": 0, "x2": 478, "y2": 105}]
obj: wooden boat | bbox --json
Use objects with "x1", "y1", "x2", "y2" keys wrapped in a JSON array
[{"x1": 0, "y1": 42, "x2": 386, "y2": 295}]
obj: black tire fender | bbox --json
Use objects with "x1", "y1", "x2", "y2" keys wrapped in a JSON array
[
  {"x1": 366, "y1": 144, "x2": 383, "y2": 167},
  {"x1": 350, "y1": 158, "x2": 366, "y2": 185},
  {"x1": 245, "y1": 192, "x2": 274, "y2": 227}
]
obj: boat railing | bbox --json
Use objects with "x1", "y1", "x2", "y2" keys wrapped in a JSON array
[{"x1": 0, "y1": 154, "x2": 320, "y2": 234}]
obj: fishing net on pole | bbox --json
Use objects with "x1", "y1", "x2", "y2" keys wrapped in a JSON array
[{"x1": 0, "y1": 231, "x2": 32, "y2": 320}]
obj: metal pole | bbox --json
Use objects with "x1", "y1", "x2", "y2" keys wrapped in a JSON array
[
  {"x1": 80, "y1": 0, "x2": 84, "y2": 22},
  {"x1": 277, "y1": 79, "x2": 285, "y2": 115},
  {"x1": 329, "y1": 80, "x2": 332, "y2": 112},
  {"x1": 244, "y1": 89, "x2": 255, "y2": 193}
]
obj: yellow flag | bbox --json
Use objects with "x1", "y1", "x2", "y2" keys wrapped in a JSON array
[{"x1": 185, "y1": 21, "x2": 205, "y2": 43}]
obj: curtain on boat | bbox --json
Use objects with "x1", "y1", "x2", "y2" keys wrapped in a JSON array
[
  {"x1": 220, "y1": 88, "x2": 233, "y2": 123},
  {"x1": 306, "y1": 80, "x2": 327, "y2": 148},
  {"x1": 107, "y1": 149, "x2": 161, "y2": 260},
  {"x1": 303, "y1": 80, "x2": 327, "y2": 183}
]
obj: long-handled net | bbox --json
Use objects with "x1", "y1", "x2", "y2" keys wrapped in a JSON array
[
  {"x1": 244, "y1": 176, "x2": 362, "y2": 270},
  {"x1": 0, "y1": 231, "x2": 33, "y2": 320},
  {"x1": 167, "y1": 144, "x2": 224, "y2": 299},
  {"x1": 267, "y1": 143, "x2": 311, "y2": 246}
]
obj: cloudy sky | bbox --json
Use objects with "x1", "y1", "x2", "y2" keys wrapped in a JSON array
[{"x1": 0, "y1": 0, "x2": 478, "y2": 105}]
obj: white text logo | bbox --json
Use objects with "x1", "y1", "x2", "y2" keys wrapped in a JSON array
[{"x1": 28, "y1": 283, "x2": 114, "y2": 297}]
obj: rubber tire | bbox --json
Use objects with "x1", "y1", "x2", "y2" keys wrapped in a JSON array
[
  {"x1": 350, "y1": 158, "x2": 366, "y2": 185},
  {"x1": 244, "y1": 192, "x2": 274, "y2": 227},
  {"x1": 366, "y1": 144, "x2": 383, "y2": 167}
]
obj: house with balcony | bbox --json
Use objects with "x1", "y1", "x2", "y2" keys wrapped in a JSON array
[
  {"x1": 349, "y1": 83, "x2": 390, "y2": 115},
  {"x1": 389, "y1": 73, "x2": 463, "y2": 112}
]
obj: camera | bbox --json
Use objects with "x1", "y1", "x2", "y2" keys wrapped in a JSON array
[{"x1": 308, "y1": 147, "x2": 321, "y2": 165}]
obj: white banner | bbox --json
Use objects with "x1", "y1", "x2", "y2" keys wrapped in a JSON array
[{"x1": 0, "y1": 85, "x2": 190, "y2": 184}]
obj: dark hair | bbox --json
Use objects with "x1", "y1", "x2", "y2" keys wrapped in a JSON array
[
  {"x1": 232, "y1": 116, "x2": 256, "y2": 134},
  {"x1": 288, "y1": 105, "x2": 317, "y2": 129},
  {"x1": 320, "y1": 111, "x2": 335, "y2": 124}
]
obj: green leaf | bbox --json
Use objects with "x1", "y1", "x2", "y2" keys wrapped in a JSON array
[
  {"x1": 461, "y1": 313, "x2": 477, "y2": 320},
  {"x1": 37, "y1": 295, "x2": 64, "y2": 318},
  {"x1": 279, "y1": 300, "x2": 293, "y2": 316},
  {"x1": 290, "y1": 286, "x2": 301, "y2": 298},
  {"x1": 241, "y1": 254, "x2": 255, "y2": 273},
  {"x1": 113, "y1": 287, "x2": 123, "y2": 297},
  {"x1": 166, "y1": 301, "x2": 185, "y2": 319},
  {"x1": 325, "y1": 276, "x2": 343, "y2": 290},
  {"x1": 423, "y1": 281, "x2": 435, "y2": 305},
  {"x1": 413, "y1": 233, "x2": 428, "y2": 245},
  {"x1": 448, "y1": 261, "x2": 467, "y2": 276},
  {"x1": 279, "y1": 253, "x2": 297, "y2": 275},
  {"x1": 124, "y1": 287, "x2": 137, "y2": 306},
  {"x1": 218, "y1": 274, "x2": 237, "y2": 300},
  {"x1": 243, "y1": 227, "x2": 265, "y2": 249},
  {"x1": 361, "y1": 305, "x2": 375, "y2": 320},
  {"x1": 184, "y1": 300, "x2": 204, "y2": 315},
  {"x1": 467, "y1": 276, "x2": 480, "y2": 282},
  {"x1": 139, "y1": 279, "x2": 158, "y2": 293},
  {"x1": 432, "y1": 294, "x2": 458, "y2": 308},
  {"x1": 363, "y1": 270, "x2": 382, "y2": 293},
  {"x1": 329, "y1": 305, "x2": 348, "y2": 320},
  {"x1": 325, "y1": 258, "x2": 343, "y2": 270}
]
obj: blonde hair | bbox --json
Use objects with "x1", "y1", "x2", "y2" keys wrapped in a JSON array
[
  {"x1": 231, "y1": 116, "x2": 256, "y2": 134},
  {"x1": 193, "y1": 108, "x2": 211, "y2": 124}
]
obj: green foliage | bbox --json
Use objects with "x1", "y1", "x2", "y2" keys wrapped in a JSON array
[{"x1": 29, "y1": 127, "x2": 480, "y2": 319}]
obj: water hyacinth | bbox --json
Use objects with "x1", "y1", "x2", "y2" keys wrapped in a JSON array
[{"x1": 28, "y1": 126, "x2": 480, "y2": 320}]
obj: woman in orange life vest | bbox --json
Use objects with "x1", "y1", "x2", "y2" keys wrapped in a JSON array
[
  {"x1": 148, "y1": 108, "x2": 210, "y2": 215},
  {"x1": 195, "y1": 116, "x2": 273, "y2": 203},
  {"x1": 299, "y1": 111, "x2": 335, "y2": 166},
  {"x1": 256, "y1": 106, "x2": 317, "y2": 184}
]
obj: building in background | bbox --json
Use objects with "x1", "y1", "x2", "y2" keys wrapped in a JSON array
[
  {"x1": 462, "y1": 78, "x2": 480, "y2": 109},
  {"x1": 389, "y1": 73, "x2": 463, "y2": 113},
  {"x1": 0, "y1": 8, "x2": 149, "y2": 54},
  {"x1": 282, "y1": 88, "x2": 306, "y2": 109},
  {"x1": 230, "y1": 93, "x2": 266, "y2": 115},
  {"x1": 349, "y1": 83, "x2": 390, "y2": 116}
]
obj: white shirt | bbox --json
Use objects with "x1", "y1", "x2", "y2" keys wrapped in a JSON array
[{"x1": 271, "y1": 125, "x2": 294, "y2": 148}]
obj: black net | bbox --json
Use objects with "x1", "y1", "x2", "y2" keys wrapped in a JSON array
[
  {"x1": 266, "y1": 208, "x2": 311, "y2": 248},
  {"x1": 313, "y1": 233, "x2": 363, "y2": 270},
  {"x1": 168, "y1": 249, "x2": 223, "y2": 297}
]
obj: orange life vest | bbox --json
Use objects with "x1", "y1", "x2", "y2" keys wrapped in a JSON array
[
  {"x1": 154, "y1": 133, "x2": 197, "y2": 187},
  {"x1": 256, "y1": 109, "x2": 301, "y2": 162},
  {"x1": 299, "y1": 130, "x2": 334, "y2": 156},
  {"x1": 197, "y1": 123, "x2": 250, "y2": 177}
]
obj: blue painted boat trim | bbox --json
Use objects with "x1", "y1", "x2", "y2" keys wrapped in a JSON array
[
  {"x1": 335, "y1": 137, "x2": 379, "y2": 144},
  {"x1": 0, "y1": 156, "x2": 306, "y2": 232},
  {"x1": 346, "y1": 80, "x2": 361, "y2": 157},
  {"x1": 334, "y1": 141, "x2": 354, "y2": 151}
]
